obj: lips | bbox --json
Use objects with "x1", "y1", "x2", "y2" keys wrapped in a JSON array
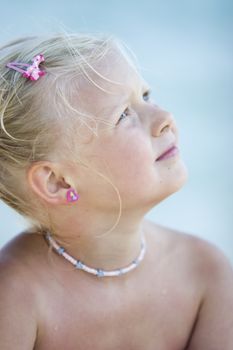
[{"x1": 156, "y1": 144, "x2": 177, "y2": 161}]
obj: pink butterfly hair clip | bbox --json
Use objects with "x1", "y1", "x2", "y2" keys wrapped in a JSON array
[{"x1": 6, "y1": 54, "x2": 46, "y2": 81}]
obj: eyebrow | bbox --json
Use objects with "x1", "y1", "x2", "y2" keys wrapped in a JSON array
[
  {"x1": 101, "y1": 83, "x2": 151, "y2": 117},
  {"x1": 109, "y1": 96, "x2": 130, "y2": 116},
  {"x1": 97, "y1": 95, "x2": 129, "y2": 118}
]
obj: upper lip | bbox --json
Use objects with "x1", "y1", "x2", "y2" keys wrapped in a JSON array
[{"x1": 156, "y1": 143, "x2": 176, "y2": 161}]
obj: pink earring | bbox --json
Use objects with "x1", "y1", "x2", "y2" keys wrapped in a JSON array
[{"x1": 66, "y1": 188, "x2": 80, "y2": 203}]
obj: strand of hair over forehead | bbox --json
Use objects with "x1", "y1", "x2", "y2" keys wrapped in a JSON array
[
  {"x1": 64, "y1": 34, "x2": 118, "y2": 91},
  {"x1": 45, "y1": 32, "x2": 128, "y2": 134},
  {"x1": 61, "y1": 31, "x2": 141, "y2": 93},
  {"x1": 61, "y1": 32, "x2": 142, "y2": 132}
]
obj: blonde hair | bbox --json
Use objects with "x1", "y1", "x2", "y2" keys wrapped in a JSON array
[{"x1": 0, "y1": 32, "x2": 139, "y2": 234}]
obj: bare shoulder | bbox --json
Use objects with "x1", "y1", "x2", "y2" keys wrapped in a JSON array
[
  {"x1": 144, "y1": 218, "x2": 233, "y2": 273},
  {"x1": 181, "y1": 234, "x2": 233, "y2": 349},
  {"x1": 0, "y1": 230, "x2": 50, "y2": 292},
  {"x1": 0, "y1": 230, "x2": 47, "y2": 298},
  {"x1": 144, "y1": 219, "x2": 233, "y2": 349},
  {"x1": 0, "y1": 230, "x2": 48, "y2": 267},
  {"x1": 0, "y1": 232, "x2": 43, "y2": 349},
  {"x1": 0, "y1": 232, "x2": 36, "y2": 293}
]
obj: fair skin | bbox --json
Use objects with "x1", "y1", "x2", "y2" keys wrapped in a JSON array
[
  {"x1": 27, "y1": 47, "x2": 188, "y2": 269},
  {"x1": 0, "y1": 46, "x2": 233, "y2": 350}
]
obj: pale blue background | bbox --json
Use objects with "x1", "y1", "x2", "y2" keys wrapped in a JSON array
[{"x1": 0, "y1": 0, "x2": 232, "y2": 263}]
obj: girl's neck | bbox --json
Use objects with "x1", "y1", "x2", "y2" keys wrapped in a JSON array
[{"x1": 48, "y1": 216, "x2": 146, "y2": 273}]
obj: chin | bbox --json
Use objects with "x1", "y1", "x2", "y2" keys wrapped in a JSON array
[
  {"x1": 149, "y1": 161, "x2": 189, "y2": 206},
  {"x1": 171, "y1": 160, "x2": 189, "y2": 190}
]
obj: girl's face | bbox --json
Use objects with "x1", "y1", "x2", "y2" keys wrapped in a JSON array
[{"x1": 69, "y1": 47, "x2": 188, "y2": 212}]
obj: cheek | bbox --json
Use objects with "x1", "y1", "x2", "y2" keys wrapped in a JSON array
[{"x1": 108, "y1": 134, "x2": 153, "y2": 176}]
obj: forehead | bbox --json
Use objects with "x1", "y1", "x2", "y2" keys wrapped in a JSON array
[{"x1": 74, "y1": 48, "x2": 147, "y2": 116}]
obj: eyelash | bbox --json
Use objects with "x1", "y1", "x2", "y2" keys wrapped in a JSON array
[{"x1": 117, "y1": 91, "x2": 151, "y2": 123}]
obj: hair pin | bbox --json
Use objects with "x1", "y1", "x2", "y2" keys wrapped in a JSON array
[{"x1": 6, "y1": 54, "x2": 46, "y2": 81}]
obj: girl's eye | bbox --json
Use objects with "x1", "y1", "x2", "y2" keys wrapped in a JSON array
[
  {"x1": 117, "y1": 107, "x2": 130, "y2": 123},
  {"x1": 143, "y1": 90, "x2": 150, "y2": 101},
  {"x1": 117, "y1": 91, "x2": 151, "y2": 124}
]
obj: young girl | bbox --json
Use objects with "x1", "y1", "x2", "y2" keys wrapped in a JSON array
[{"x1": 0, "y1": 33, "x2": 232, "y2": 350}]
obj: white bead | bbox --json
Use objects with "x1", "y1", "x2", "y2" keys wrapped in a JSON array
[{"x1": 45, "y1": 232, "x2": 146, "y2": 278}]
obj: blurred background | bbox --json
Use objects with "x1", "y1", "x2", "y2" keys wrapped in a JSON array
[{"x1": 0, "y1": 0, "x2": 232, "y2": 263}]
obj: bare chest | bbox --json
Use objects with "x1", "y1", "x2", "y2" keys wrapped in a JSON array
[{"x1": 34, "y1": 273, "x2": 199, "y2": 350}]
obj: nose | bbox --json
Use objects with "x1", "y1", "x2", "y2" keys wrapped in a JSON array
[{"x1": 150, "y1": 108, "x2": 175, "y2": 137}]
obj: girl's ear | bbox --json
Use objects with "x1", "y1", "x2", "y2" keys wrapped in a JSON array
[{"x1": 27, "y1": 161, "x2": 70, "y2": 204}]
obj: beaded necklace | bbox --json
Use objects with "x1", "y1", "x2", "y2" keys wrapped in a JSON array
[{"x1": 44, "y1": 232, "x2": 146, "y2": 277}]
